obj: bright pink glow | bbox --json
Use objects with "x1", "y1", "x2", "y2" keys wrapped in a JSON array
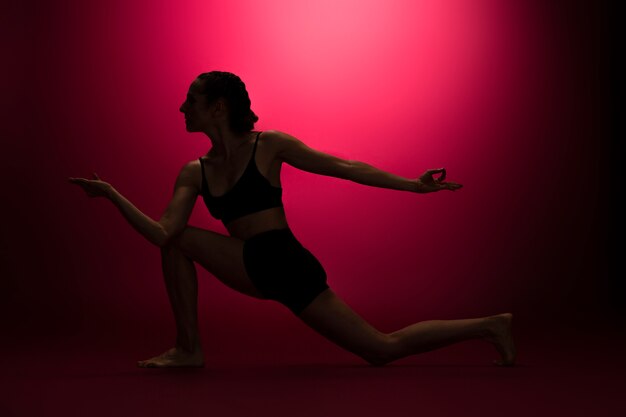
[
  {"x1": 15, "y1": 0, "x2": 607, "y2": 346},
  {"x1": 63, "y1": 1, "x2": 545, "y2": 313},
  {"x1": 125, "y1": 0, "x2": 543, "y2": 318}
]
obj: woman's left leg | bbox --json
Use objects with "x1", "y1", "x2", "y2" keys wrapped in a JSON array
[{"x1": 297, "y1": 289, "x2": 515, "y2": 366}]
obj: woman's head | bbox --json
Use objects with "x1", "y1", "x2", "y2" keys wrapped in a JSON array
[{"x1": 179, "y1": 71, "x2": 259, "y2": 134}]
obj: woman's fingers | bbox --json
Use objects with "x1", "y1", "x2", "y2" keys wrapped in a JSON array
[
  {"x1": 69, "y1": 177, "x2": 98, "y2": 185},
  {"x1": 425, "y1": 168, "x2": 446, "y2": 183},
  {"x1": 68, "y1": 177, "x2": 93, "y2": 192},
  {"x1": 68, "y1": 176, "x2": 99, "y2": 183},
  {"x1": 69, "y1": 175, "x2": 110, "y2": 198},
  {"x1": 443, "y1": 182, "x2": 462, "y2": 191},
  {"x1": 426, "y1": 168, "x2": 445, "y2": 176}
]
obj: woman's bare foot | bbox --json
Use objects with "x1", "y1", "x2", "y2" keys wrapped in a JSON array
[
  {"x1": 137, "y1": 347, "x2": 204, "y2": 368},
  {"x1": 484, "y1": 313, "x2": 516, "y2": 367}
]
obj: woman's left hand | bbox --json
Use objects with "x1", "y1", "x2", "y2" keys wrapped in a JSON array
[
  {"x1": 68, "y1": 172, "x2": 113, "y2": 198},
  {"x1": 414, "y1": 168, "x2": 463, "y2": 193}
]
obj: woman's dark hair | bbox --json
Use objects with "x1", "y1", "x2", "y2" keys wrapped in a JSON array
[{"x1": 196, "y1": 71, "x2": 259, "y2": 134}]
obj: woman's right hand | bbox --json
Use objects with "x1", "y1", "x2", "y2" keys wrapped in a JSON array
[{"x1": 68, "y1": 172, "x2": 113, "y2": 199}]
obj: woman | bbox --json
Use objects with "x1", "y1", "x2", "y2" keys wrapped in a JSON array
[{"x1": 69, "y1": 71, "x2": 516, "y2": 368}]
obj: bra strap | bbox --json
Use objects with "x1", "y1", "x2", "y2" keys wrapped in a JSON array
[
  {"x1": 198, "y1": 158, "x2": 207, "y2": 191},
  {"x1": 252, "y1": 131, "x2": 261, "y2": 156}
]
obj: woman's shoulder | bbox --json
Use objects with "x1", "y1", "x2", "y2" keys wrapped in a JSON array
[
  {"x1": 260, "y1": 129, "x2": 284, "y2": 142},
  {"x1": 166, "y1": 159, "x2": 203, "y2": 195},
  {"x1": 259, "y1": 130, "x2": 294, "y2": 169},
  {"x1": 261, "y1": 129, "x2": 312, "y2": 149},
  {"x1": 259, "y1": 129, "x2": 292, "y2": 157},
  {"x1": 185, "y1": 159, "x2": 205, "y2": 189},
  {"x1": 181, "y1": 158, "x2": 204, "y2": 177},
  {"x1": 185, "y1": 158, "x2": 204, "y2": 169}
]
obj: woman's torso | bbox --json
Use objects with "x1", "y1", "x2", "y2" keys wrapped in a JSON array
[{"x1": 196, "y1": 130, "x2": 289, "y2": 240}]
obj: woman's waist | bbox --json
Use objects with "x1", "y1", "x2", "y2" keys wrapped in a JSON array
[{"x1": 227, "y1": 207, "x2": 290, "y2": 240}]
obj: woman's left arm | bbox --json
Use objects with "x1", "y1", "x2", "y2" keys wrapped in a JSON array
[
  {"x1": 270, "y1": 130, "x2": 462, "y2": 193},
  {"x1": 349, "y1": 160, "x2": 421, "y2": 192}
]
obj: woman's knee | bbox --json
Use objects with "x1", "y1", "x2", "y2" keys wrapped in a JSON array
[
  {"x1": 361, "y1": 334, "x2": 400, "y2": 366},
  {"x1": 162, "y1": 227, "x2": 195, "y2": 252},
  {"x1": 160, "y1": 234, "x2": 189, "y2": 262},
  {"x1": 160, "y1": 238, "x2": 186, "y2": 257}
]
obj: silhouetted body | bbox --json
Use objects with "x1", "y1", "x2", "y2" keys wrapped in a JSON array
[{"x1": 68, "y1": 71, "x2": 515, "y2": 368}]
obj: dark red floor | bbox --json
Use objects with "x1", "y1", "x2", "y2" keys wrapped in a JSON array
[{"x1": 2, "y1": 322, "x2": 624, "y2": 417}]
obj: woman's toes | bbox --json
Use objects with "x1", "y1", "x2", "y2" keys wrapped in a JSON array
[{"x1": 493, "y1": 359, "x2": 514, "y2": 367}]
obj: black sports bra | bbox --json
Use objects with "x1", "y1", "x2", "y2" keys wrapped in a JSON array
[{"x1": 199, "y1": 131, "x2": 283, "y2": 225}]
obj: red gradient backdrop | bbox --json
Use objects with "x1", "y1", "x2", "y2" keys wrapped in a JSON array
[{"x1": 2, "y1": 0, "x2": 615, "y2": 360}]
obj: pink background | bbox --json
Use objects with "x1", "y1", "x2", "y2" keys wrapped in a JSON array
[{"x1": 2, "y1": 0, "x2": 618, "y2": 361}]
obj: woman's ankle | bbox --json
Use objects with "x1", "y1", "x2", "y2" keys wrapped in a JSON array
[{"x1": 176, "y1": 336, "x2": 202, "y2": 353}]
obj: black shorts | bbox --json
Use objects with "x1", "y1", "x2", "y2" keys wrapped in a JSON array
[{"x1": 242, "y1": 228, "x2": 329, "y2": 316}]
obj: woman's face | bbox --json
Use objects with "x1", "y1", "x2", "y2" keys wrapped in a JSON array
[{"x1": 179, "y1": 79, "x2": 224, "y2": 132}]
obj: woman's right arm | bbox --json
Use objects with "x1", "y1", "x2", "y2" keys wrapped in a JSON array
[{"x1": 107, "y1": 161, "x2": 198, "y2": 247}]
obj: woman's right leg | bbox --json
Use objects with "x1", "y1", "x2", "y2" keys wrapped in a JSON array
[
  {"x1": 137, "y1": 244, "x2": 204, "y2": 368},
  {"x1": 160, "y1": 244, "x2": 201, "y2": 353},
  {"x1": 137, "y1": 226, "x2": 266, "y2": 368}
]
